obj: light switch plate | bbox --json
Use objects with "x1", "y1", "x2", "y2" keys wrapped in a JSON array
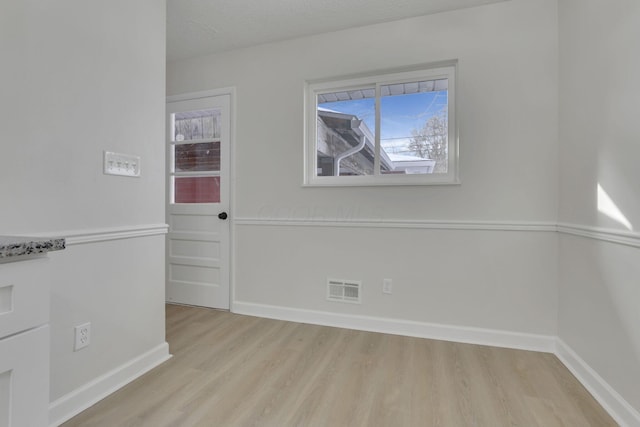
[{"x1": 104, "y1": 151, "x2": 141, "y2": 177}]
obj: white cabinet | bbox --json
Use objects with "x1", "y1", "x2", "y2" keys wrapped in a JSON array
[
  {"x1": 0, "y1": 257, "x2": 50, "y2": 427},
  {"x1": 0, "y1": 258, "x2": 49, "y2": 338},
  {"x1": 0, "y1": 325, "x2": 49, "y2": 427}
]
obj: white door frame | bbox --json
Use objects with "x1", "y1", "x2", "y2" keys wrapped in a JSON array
[{"x1": 166, "y1": 87, "x2": 236, "y2": 310}]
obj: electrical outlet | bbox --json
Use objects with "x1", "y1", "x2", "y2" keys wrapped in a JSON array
[
  {"x1": 74, "y1": 323, "x2": 91, "y2": 351},
  {"x1": 383, "y1": 278, "x2": 393, "y2": 294}
]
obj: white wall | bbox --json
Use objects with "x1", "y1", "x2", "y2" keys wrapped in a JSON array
[
  {"x1": 169, "y1": 0, "x2": 559, "y2": 223},
  {"x1": 48, "y1": 237, "x2": 166, "y2": 401},
  {"x1": 558, "y1": 0, "x2": 640, "y2": 418},
  {"x1": 0, "y1": 0, "x2": 168, "y2": 423},
  {"x1": 1, "y1": 1, "x2": 166, "y2": 232},
  {"x1": 235, "y1": 226, "x2": 558, "y2": 336},
  {"x1": 168, "y1": 0, "x2": 560, "y2": 338}
]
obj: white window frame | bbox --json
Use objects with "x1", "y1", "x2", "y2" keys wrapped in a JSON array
[{"x1": 304, "y1": 62, "x2": 459, "y2": 186}]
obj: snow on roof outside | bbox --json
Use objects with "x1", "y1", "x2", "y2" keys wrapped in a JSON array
[
  {"x1": 318, "y1": 107, "x2": 339, "y2": 113},
  {"x1": 388, "y1": 153, "x2": 433, "y2": 162},
  {"x1": 317, "y1": 107, "x2": 360, "y2": 124}
]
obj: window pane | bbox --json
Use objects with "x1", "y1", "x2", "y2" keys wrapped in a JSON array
[
  {"x1": 173, "y1": 108, "x2": 221, "y2": 141},
  {"x1": 174, "y1": 142, "x2": 220, "y2": 172},
  {"x1": 316, "y1": 90, "x2": 376, "y2": 177},
  {"x1": 380, "y1": 79, "x2": 448, "y2": 174},
  {"x1": 174, "y1": 176, "x2": 220, "y2": 203}
]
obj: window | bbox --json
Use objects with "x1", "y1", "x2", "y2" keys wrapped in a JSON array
[{"x1": 305, "y1": 63, "x2": 458, "y2": 186}]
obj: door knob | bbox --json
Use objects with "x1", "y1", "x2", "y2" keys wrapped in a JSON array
[{"x1": 218, "y1": 212, "x2": 228, "y2": 220}]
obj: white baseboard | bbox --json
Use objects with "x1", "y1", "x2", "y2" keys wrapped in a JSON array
[
  {"x1": 48, "y1": 342, "x2": 171, "y2": 427},
  {"x1": 555, "y1": 339, "x2": 640, "y2": 427},
  {"x1": 232, "y1": 301, "x2": 556, "y2": 353}
]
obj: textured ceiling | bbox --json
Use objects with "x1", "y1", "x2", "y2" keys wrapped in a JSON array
[{"x1": 167, "y1": 0, "x2": 507, "y2": 62}]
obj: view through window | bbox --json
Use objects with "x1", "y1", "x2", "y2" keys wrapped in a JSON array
[{"x1": 307, "y1": 65, "x2": 456, "y2": 186}]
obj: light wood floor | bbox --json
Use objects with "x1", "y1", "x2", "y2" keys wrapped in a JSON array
[{"x1": 62, "y1": 304, "x2": 617, "y2": 427}]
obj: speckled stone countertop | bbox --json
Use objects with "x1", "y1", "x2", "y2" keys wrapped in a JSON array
[{"x1": 0, "y1": 236, "x2": 66, "y2": 259}]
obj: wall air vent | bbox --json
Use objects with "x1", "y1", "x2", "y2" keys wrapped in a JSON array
[{"x1": 326, "y1": 278, "x2": 361, "y2": 304}]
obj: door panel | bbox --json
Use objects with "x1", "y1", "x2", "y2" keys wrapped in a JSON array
[
  {"x1": 166, "y1": 94, "x2": 230, "y2": 309},
  {"x1": 169, "y1": 240, "x2": 219, "y2": 259}
]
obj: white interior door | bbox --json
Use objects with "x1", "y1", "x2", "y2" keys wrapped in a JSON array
[{"x1": 166, "y1": 94, "x2": 230, "y2": 309}]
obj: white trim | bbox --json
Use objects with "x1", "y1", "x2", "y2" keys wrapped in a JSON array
[
  {"x1": 234, "y1": 217, "x2": 640, "y2": 248},
  {"x1": 166, "y1": 88, "x2": 235, "y2": 310},
  {"x1": 304, "y1": 62, "x2": 458, "y2": 187},
  {"x1": 301, "y1": 175, "x2": 461, "y2": 187},
  {"x1": 232, "y1": 301, "x2": 556, "y2": 353},
  {"x1": 555, "y1": 339, "x2": 640, "y2": 427},
  {"x1": 48, "y1": 343, "x2": 171, "y2": 427},
  {"x1": 48, "y1": 224, "x2": 169, "y2": 246},
  {"x1": 229, "y1": 87, "x2": 237, "y2": 312},
  {"x1": 557, "y1": 222, "x2": 640, "y2": 249},
  {"x1": 167, "y1": 87, "x2": 236, "y2": 103},
  {"x1": 234, "y1": 217, "x2": 557, "y2": 232}
]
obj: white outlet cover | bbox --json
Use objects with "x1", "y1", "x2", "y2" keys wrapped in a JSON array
[
  {"x1": 74, "y1": 322, "x2": 91, "y2": 351},
  {"x1": 104, "y1": 151, "x2": 141, "y2": 177},
  {"x1": 383, "y1": 278, "x2": 393, "y2": 294}
]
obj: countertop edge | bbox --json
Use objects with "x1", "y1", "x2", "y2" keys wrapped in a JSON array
[{"x1": 0, "y1": 236, "x2": 66, "y2": 259}]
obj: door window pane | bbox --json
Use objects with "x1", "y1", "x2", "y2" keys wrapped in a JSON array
[
  {"x1": 175, "y1": 142, "x2": 220, "y2": 172},
  {"x1": 174, "y1": 176, "x2": 220, "y2": 203},
  {"x1": 173, "y1": 108, "x2": 221, "y2": 141}
]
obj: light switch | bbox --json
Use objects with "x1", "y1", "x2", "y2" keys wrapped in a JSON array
[{"x1": 104, "y1": 151, "x2": 141, "y2": 177}]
